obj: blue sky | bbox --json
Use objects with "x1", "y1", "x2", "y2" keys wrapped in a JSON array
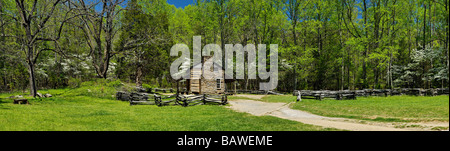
[
  {"x1": 167, "y1": 0, "x2": 195, "y2": 8},
  {"x1": 93, "y1": 0, "x2": 195, "y2": 11}
]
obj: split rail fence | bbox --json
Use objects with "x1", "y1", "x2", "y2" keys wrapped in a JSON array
[{"x1": 293, "y1": 88, "x2": 449, "y2": 101}]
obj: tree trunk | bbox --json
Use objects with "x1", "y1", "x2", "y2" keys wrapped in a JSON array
[
  {"x1": 430, "y1": 0, "x2": 433, "y2": 47},
  {"x1": 303, "y1": 16, "x2": 307, "y2": 52},
  {"x1": 316, "y1": 13, "x2": 323, "y2": 90},
  {"x1": 408, "y1": 9, "x2": 412, "y2": 59},
  {"x1": 389, "y1": 1, "x2": 396, "y2": 89},
  {"x1": 423, "y1": 2, "x2": 427, "y2": 48},
  {"x1": 176, "y1": 81, "x2": 179, "y2": 95},
  {"x1": 340, "y1": 5, "x2": 345, "y2": 91},
  {"x1": 2, "y1": 69, "x2": 6, "y2": 89},
  {"x1": 447, "y1": 0, "x2": 449, "y2": 87},
  {"x1": 294, "y1": 63, "x2": 297, "y2": 91},
  {"x1": 374, "y1": 64, "x2": 378, "y2": 88},
  {"x1": 293, "y1": 22, "x2": 297, "y2": 45},
  {"x1": 387, "y1": 59, "x2": 392, "y2": 89},
  {"x1": 27, "y1": 61, "x2": 37, "y2": 97},
  {"x1": 362, "y1": 0, "x2": 368, "y2": 89},
  {"x1": 135, "y1": 64, "x2": 143, "y2": 87}
]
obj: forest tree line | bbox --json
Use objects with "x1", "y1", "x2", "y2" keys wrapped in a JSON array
[{"x1": 0, "y1": 0, "x2": 449, "y2": 96}]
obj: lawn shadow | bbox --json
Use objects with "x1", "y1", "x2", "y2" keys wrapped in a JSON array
[{"x1": 0, "y1": 98, "x2": 11, "y2": 109}]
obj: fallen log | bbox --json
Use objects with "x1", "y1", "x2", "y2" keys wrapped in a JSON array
[
  {"x1": 267, "y1": 91, "x2": 283, "y2": 95},
  {"x1": 14, "y1": 98, "x2": 28, "y2": 105},
  {"x1": 130, "y1": 101, "x2": 155, "y2": 105}
]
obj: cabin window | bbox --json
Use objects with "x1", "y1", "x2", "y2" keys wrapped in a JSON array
[{"x1": 216, "y1": 79, "x2": 221, "y2": 89}]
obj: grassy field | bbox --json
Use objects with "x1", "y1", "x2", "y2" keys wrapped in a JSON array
[
  {"x1": 0, "y1": 81, "x2": 335, "y2": 131},
  {"x1": 252, "y1": 95, "x2": 449, "y2": 122},
  {"x1": 2, "y1": 79, "x2": 447, "y2": 130}
]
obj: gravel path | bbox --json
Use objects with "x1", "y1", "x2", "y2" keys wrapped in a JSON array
[{"x1": 227, "y1": 99, "x2": 407, "y2": 131}]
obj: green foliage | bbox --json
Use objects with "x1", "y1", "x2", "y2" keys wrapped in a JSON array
[
  {"x1": 142, "y1": 83, "x2": 154, "y2": 90},
  {"x1": 68, "y1": 78, "x2": 82, "y2": 88},
  {"x1": 107, "y1": 79, "x2": 123, "y2": 88},
  {"x1": 115, "y1": 0, "x2": 173, "y2": 87},
  {"x1": 67, "y1": 79, "x2": 123, "y2": 99},
  {"x1": 1, "y1": 0, "x2": 449, "y2": 92},
  {"x1": 393, "y1": 45, "x2": 449, "y2": 88}
]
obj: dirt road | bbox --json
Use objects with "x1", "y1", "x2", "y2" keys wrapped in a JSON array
[{"x1": 228, "y1": 95, "x2": 448, "y2": 131}]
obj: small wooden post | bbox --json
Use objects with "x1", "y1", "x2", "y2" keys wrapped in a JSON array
[
  {"x1": 202, "y1": 94, "x2": 206, "y2": 105},
  {"x1": 234, "y1": 81, "x2": 237, "y2": 95}
]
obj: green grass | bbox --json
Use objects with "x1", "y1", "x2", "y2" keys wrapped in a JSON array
[
  {"x1": 431, "y1": 126, "x2": 449, "y2": 131},
  {"x1": 255, "y1": 95, "x2": 449, "y2": 122},
  {"x1": 0, "y1": 81, "x2": 334, "y2": 131},
  {"x1": 227, "y1": 96, "x2": 258, "y2": 101}
]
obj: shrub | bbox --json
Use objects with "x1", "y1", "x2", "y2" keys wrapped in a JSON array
[
  {"x1": 80, "y1": 80, "x2": 95, "y2": 87},
  {"x1": 68, "y1": 78, "x2": 82, "y2": 88},
  {"x1": 67, "y1": 79, "x2": 120, "y2": 100},
  {"x1": 107, "y1": 79, "x2": 123, "y2": 88},
  {"x1": 142, "y1": 84, "x2": 153, "y2": 89}
]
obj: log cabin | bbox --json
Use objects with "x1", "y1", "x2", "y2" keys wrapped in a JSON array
[{"x1": 184, "y1": 56, "x2": 232, "y2": 94}]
